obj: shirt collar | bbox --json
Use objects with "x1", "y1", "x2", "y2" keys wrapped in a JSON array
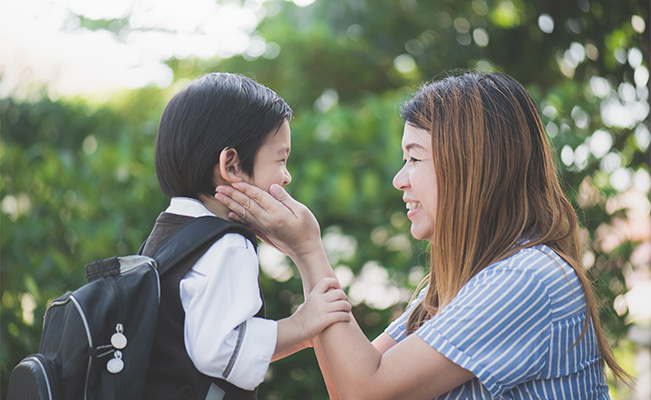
[{"x1": 166, "y1": 197, "x2": 216, "y2": 218}]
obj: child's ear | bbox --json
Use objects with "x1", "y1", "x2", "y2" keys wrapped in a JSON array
[{"x1": 217, "y1": 147, "x2": 245, "y2": 183}]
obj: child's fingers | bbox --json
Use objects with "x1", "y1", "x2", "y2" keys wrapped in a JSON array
[
  {"x1": 313, "y1": 277, "x2": 342, "y2": 294},
  {"x1": 325, "y1": 309, "x2": 351, "y2": 324},
  {"x1": 327, "y1": 299, "x2": 352, "y2": 313},
  {"x1": 321, "y1": 290, "x2": 348, "y2": 306}
]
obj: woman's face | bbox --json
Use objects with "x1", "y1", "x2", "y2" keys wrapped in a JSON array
[{"x1": 392, "y1": 123, "x2": 438, "y2": 242}]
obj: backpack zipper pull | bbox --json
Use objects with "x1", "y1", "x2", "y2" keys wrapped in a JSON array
[
  {"x1": 106, "y1": 323, "x2": 127, "y2": 373},
  {"x1": 106, "y1": 350, "x2": 124, "y2": 374},
  {"x1": 110, "y1": 323, "x2": 127, "y2": 350}
]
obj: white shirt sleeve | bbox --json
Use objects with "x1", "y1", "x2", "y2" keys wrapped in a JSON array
[{"x1": 180, "y1": 233, "x2": 278, "y2": 391}]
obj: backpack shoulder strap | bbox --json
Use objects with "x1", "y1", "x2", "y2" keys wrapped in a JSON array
[{"x1": 152, "y1": 216, "x2": 257, "y2": 276}]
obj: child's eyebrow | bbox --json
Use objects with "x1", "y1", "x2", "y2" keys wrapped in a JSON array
[{"x1": 277, "y1": 146, "x2": 291, "y2": 155}]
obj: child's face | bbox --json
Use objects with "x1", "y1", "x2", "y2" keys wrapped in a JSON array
[{"x1": 245, "y1": 120, "x2": 292, "y2": 192}]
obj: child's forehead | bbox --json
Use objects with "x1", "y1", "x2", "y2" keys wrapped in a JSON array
[{"x1": 261, "y1": 122, "x2": 291, "y2": 149}]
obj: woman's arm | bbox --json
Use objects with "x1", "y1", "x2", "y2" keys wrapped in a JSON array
[
  {"x1": 314, "y1": 311, "x2": 473, "y2": 399},
  {"x1": 215, "y1": 183, "x2": 474, "y2": 398},
  {"x1": 372, "y1": 333, "x2": 399, "y2": 354},
  {"x1": 312, "y1": 317, "x2": 397, "y2": 399},
  {"x1": 288, "y1": 246, "x2": 473, "y2": 399},
  {"x1": 313, "y1": 338, "x2": 341, "y2": 399}
]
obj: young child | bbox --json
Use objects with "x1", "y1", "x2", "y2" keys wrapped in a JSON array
[{"x1": 141, "y1": 73, "x2": 351, "y2": 400}]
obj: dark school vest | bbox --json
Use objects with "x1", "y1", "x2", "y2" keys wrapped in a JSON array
[{"x1": 142, "y1": 212, "x2": 264, "y2": 400}]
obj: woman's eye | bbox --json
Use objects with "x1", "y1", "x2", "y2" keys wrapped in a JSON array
[{"x1": 403, "y1": 157, "x2": 420, "y2": 164}]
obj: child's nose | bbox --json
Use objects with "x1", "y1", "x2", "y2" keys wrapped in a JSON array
[{"x1": 283, "y1": 169, "x2": 292, "y2": 186}]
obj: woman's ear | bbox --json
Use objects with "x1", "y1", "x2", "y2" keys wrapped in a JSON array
[{"x1": 217, "y1": 147, "x2": 245, "y2": 184}]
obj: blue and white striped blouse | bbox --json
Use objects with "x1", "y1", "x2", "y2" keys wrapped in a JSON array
[{"x1": 385, "y1": 244, "x2": 610, "y2": 399}]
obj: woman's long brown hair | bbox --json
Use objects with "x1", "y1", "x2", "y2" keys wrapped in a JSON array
[{"x1": 401, "y1": 72, "x2": 629, "y2": 382}]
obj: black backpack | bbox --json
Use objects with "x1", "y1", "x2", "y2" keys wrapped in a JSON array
[{"x1": 7, "y1": 216, "x2": 256, "y2": 400}]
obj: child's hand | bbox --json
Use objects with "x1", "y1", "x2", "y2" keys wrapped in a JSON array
[
  {"x1": 292, "y1": 277, "x2": 352, "y2": 341},
  {"x1": 272, "y1": 277, "x2": 351, "y2": 361}
]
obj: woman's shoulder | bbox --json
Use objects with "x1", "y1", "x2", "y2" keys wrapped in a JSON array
[
  {"x1": 462, "y1": 246, "x2": 560, "y2": 299},
  {"x1": 470, "y1": 244, "x2": 580, "y2": 296},
  {"x1": 485, "y1": 244, "x2": 585, "y2": 319},
  {"x1": 489, "y1": 244, "x2": 573, "y2": 277}
]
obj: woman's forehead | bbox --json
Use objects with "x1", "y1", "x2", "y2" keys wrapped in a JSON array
[{"x1": 402, "y1": 124, "x2": 430, "y2": 150}]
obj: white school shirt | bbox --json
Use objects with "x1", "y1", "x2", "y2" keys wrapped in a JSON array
[
  {"x1": 167, "y1": 197, "x2": 277, "y2": 391},
  {"x1": 385, "y1": 244, "x2": 609, "y2": 399}
]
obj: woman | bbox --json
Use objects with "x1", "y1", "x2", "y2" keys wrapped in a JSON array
[{"x1": 215, "y1": 72, "x2": 629, "y2": 399}]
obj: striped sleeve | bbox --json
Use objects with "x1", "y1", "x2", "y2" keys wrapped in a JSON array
[
  {"x1": 385, "y1": 286, "x2": 428, "y2": 342},
  {"x1": 416, "y1": 259, "x2": 553, "y2": 397}
]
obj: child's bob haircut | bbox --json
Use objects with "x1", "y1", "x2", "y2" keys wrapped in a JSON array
[{"x1": 155, "y1": 72, "x2": 293, "y2": 199}]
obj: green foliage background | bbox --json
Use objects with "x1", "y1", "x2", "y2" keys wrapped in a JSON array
[{"x1": 2, "y1": 0, "x2": 649, "y2": 398}]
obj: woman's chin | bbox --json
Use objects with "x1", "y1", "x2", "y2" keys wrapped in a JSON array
[
  {"x1": 409, "y1": 226, "x2": 429, "y2": 242},
  {"x1": 408, "y1": 218, "x2": 436, "y2": 242}
]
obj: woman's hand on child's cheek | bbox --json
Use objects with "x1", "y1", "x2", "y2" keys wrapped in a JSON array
[
  {"x1": 294, "y1": 277, "x2": 352, "y2": 341},
  {"x1": 215, "y1": 182, "x2": 323, "y2": 259}
]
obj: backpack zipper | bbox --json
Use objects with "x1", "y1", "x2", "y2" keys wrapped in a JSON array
[
  {"x1": 106, "y1": 275, "x2": 123, "y2": 399},
  {"x1": 68, "y1": 295, "x2": 93, "y2": 400}
]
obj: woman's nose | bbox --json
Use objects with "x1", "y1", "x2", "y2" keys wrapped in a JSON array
[{"x1": 392, "y1": 165, "x2": 408, "y2": 190}]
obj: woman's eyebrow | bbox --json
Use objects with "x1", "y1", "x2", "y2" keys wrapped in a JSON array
[{"x1": 405, "y1": 143, "x2": 426, "y2": 151}]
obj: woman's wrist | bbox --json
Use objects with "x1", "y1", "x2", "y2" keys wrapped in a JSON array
[
  {"x1": 291, "y1": 242, "x2": 326, "y2": 264},
  {"x1": 292, "y1": 246, "x2": 337, "y2": 290}
]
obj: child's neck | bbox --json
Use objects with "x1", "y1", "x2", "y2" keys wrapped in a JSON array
[{"x1": 197, "y1": 194, "x2": 232, "y2": 220}]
